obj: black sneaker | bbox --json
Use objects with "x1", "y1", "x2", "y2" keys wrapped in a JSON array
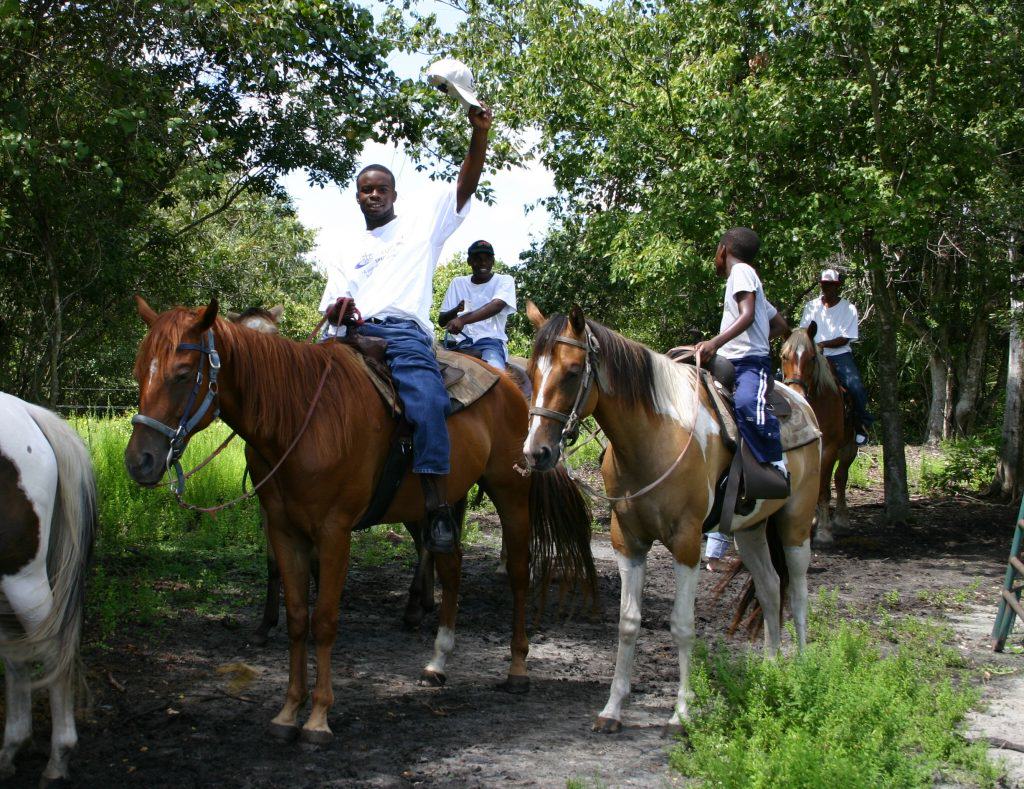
[{"x1": 425, "y1": 506, "x2": 458, "y2": 554}]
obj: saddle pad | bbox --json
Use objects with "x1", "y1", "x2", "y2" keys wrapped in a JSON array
[
  {"x1": 351, "y1": 347, "x2": 501, "y2": 417},
  {"x1": 701, "y1": 374, "x2": 820, "y2": 452}
]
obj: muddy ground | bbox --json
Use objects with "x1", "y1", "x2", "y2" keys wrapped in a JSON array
[{"x1": 6, "y1": 467, "x2": 1024, "y2": 788}]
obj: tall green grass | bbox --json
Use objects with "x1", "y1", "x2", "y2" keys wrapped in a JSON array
[{"x1": 670, "y1": 592, "x2": 1000, "y2": 788}]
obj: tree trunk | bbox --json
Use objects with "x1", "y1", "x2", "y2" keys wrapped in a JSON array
[
  {"x1": 954, "y1": 318, "x2": 989, "y2": 436},
  {"x1": 866, "y1": 241, "x2": 911, "y2": 524},
  {"x1": 43, "y1": 222, "x2": 62, "y2": 409},
  {"x1": 925, "y1": 353, "x2": 950, "y2": 445},
  {"x1": 991, "y1": 236, "x2": 1023, "y2": 501}
]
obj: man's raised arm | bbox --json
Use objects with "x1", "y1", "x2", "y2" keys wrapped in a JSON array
[{"x1": 456, "y1": 105, "x2": 493, "y2": 212}]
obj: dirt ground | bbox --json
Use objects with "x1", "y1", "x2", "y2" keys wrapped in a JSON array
[{"x1": 6, "y1": 468, "x2": 1024, "y2": 788}]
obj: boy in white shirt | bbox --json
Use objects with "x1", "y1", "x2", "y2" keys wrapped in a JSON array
[
  {"x1": 439, "y1": 239, "x2": 517, "y2": 370},
  {"x1": 318, "y1": 104, "x2": 493, "y2": 554},
  {"x1": 800, "y1": 268, "x2": 873, "y2": 444},
  {"x1": 695, "y1": 227, "x2": 790, "y2": 570}
]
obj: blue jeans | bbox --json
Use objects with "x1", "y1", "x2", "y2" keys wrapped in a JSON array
[
  {"x1": 829, "y1": 351, "x2": 874, "y2": 430},
  {"x1": 445, "y1": 336, "x2": 508, "y2": 370},
  {"x1": 706, "y1": 532, "x2": 731, "y2": 559},
  {"x1": 732, "y1": 355, "x2": 782, "y2": 463},
  {"x1": 359, "y1": 318, "x2": 451, "y2": 475}
]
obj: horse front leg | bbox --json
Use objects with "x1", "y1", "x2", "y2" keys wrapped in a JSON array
[
  {"x1": 402, "y1": 519, "x2": 434, "y2": 629},
  {"x1": 490, "y1": 488, "x2": 531, "y2": 692},
  {"x1": 267, "y1": 524, "x2": 312, "y2": 742},
  {"x1": 665, "y1": 558, "x2": 701, "y2": 735},
  {"x1": 595, "y1": 536, "x2": 649, "y2": 734},
  {"x1": 420, "y1": 546, "x2": 462, "y2": 686},
  {"x1": 302, "y1": 525, "x2": 353, "y2": 743}
]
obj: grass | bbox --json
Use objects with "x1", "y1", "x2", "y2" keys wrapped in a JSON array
[
  {"x1": 74, "y1": 415, "x2": 489, "y2": 643},
  {"x1": 669, "y1": 591, "x2": 1002, "y2": 788}
]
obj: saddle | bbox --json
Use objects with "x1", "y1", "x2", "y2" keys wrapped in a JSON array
[{"x1": 666, "y1": 345, "x2": 819, "y2": 535}]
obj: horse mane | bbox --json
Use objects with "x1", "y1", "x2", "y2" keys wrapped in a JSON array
[
  {"x1": 782, "y1": 328, "x2": 839, "y2": 395},
  {"x1": 530, "y1": 314, "x2": 658, "y2": 416},
  {"x1": 135, "y1": 308, "x2": 377, "y2": 457}
]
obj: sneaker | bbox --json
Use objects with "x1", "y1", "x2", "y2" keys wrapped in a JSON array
[
  {"x1": 705, "y1": 557, "x2": 728, "y2": 573},
  {"x1": 855, "y1": 433, "x2": 868, "y2": 446}
]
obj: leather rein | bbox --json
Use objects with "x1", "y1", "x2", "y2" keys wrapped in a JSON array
[
  {"x1": 528, "y1": 328, "x2": 701, "y2": 504},
  {"x1": 132, "y1": 325, "x2": 332, "y2": 514}
]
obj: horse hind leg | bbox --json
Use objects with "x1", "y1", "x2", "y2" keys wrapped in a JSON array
[
  {"x1": 41, "y1": 648, "x2": 78, "y2": 786},
  {"x1": 813, "y1": 445, "x2": 838, "y2": 547},
  {"x1": 253, "y1": 510, "x2": 280, "y2": 646},
  {"x1": 402, "y1": 519, "x2": 436, "y2": 629},
  {"x1": 420, "y1": 548, "x2": 462, "y2": 686},
  {"x1": 733, "y1": 523, "x2": 783, "y2": 655},
  {"x1": 832, "y1": 441, "x2": 857, "y2": 532},
  {"x1": 783, "y1": 538, "x2": 811, "y2": 650},
  {"x1": 0, "y1": 657, "x2": 32, "y2": 781}
]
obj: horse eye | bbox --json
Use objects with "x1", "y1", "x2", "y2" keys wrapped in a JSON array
[
  {"x1": 566, "y1": 365, "x2": 582, "y2": 378},
  {"x1": 172, "y1": 367, "x2": 191, "y2": 383}
]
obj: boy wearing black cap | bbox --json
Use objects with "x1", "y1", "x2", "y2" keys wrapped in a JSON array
[{"x1": 438, "y1": 240, "x2": 517, "y2": 370}]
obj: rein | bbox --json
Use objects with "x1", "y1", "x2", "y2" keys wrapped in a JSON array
[{"x1": 529, "y1": 329, "x2": 701, "y2": 504}]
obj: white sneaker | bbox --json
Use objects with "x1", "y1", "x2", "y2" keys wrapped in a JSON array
[
  {"x1": 770, "y1": 459, "x2": 789, "y2": 476},
  {"x1": 855, "y1": 433, "x2": 868, "y2": 446}
]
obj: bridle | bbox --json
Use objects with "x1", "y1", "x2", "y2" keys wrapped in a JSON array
[
  {"x1": 527, "y1": 326, "x2": 700, "y2": 504},
  {"x1": 527, "y1": 326, "x2": 602, "y2": 452},
  {"x1": 132, "y1": 328, "x2": 221, "y2": 493}
]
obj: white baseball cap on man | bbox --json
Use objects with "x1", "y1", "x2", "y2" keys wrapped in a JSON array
[
  {"x1": 425, "y1": 58, "x2": 483, "y2": 110},
  {"x1": 820, "y1": 268, "x2": 841, "y2": 282}
]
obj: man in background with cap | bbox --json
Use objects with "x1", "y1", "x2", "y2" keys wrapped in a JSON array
[
  {"x1": 318, "y1": 91, "x2": 493, "y2": 555},
  {"x1": 800, "y1": 269, "x2": 873, "y2": 445},
  {"x1": 439, "y1": 239, "x2": 517, "y2": 370}
]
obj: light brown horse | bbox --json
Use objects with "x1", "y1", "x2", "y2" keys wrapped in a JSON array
[
  {"x1": 523, "y1": 304, "x2": 820, "y2": 734},
  {"x1": 780, "y1": 322, "x2": 857, "y2": 545},
  {"x1": 125, "y1": 297, "x2": 595, "y2": 743}
]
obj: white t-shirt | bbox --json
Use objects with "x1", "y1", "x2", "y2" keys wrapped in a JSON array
[
  {"x1": 441, "y1": 273, "x2": 517, "y2": 344},
  {"x1": 718, "y1": 262, "x2": 777, "y2": 360},
  {"x1": 318, "y1": 187, "x2": 470, "y2": 336},
  {"x1": 800, "y1": 297, "x2": 859, "y2": 358}
]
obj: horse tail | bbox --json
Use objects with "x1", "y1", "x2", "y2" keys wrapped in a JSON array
[
  {"x1": 22, "y1": 404, "x2": 98, "y2": 691},
  {"x1": 528, "y1": 465, "x2": 597, "y2": 614},
  {"x1": 714, "y1": 518, "x2": 788, "y2": 639}
]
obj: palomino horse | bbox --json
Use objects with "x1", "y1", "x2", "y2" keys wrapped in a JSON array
[
  {"x1": 125, "y1": 297, "x2": 594, "y2": 743},
  {"x1": 780, "y1": 322, "x2": 857, "y2": 545},
  {"x1": 225, "y1": 306, "x2": 445, "y2": 644},
  {"x1": 0, "y1": 392, "x2": 97, "y2": 786},
  {"x1": 523, "y1": 305, "x2": 820, "y2": 734}
]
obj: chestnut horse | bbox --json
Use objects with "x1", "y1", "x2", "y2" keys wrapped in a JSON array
[
  {"x1": 125, "y1": 298, "x2": 594, "y2": 743},
  {"x1": 780, "y1": 322, "x2": 857, "y2": 545},
  {"x1": 523, "y1": 305, "x2": 820, "y2": 734},
  {"x1": 0, "y1": 392, "x2": 97, "y2": 786}
]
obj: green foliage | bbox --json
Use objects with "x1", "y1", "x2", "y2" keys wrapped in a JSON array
[
  {"x1": 919, "y1": 433, "x2": 1001, "y2": 495},
  {"x1": 670, "y1": 592, "x2": 1000, "y2": 788}
]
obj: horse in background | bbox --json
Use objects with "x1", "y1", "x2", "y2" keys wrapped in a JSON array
[
  {"x1": 523, "y1": 304, "x2": 820, "y2": 734},
  {"x1": 126, "y1": 297, "x2": 595, "y2": 744},
  {"x1": 780, "y1": 322, "x2": 857, "y2": 545},
  {"x1": 225, "y1": 306, "x2": 444, "y2": 644},
  {"x1": 0, "y1": 392, "x2": 97, "y2": 787}
]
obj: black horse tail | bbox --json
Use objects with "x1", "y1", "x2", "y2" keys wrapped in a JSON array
[
  {"x1": 713, "y1": 517, "x2": 788, "y2": 639},
  {"x1": 529, "y1": 464, "x2": 597, "y2": 615}
]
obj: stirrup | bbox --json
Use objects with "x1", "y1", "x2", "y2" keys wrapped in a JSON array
[{"x1": 425, "y1": 505, "x2": 458, "y2": 554}]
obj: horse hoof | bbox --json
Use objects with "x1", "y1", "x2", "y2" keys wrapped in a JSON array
[
  {"x1": 268, "y1": 721, "x2": 300, "y2": 742},
  {"x1": 402, "y1": 610, "x2": 424, "y2": 630},
  {"x1": 499, "y1": 674, "x2": 530, "y2": 694},
  {"x1": 661, "y1": 722, "x2": 689, "y2": 741},
  {"x1": 419, "y1": 669, "x2": 447, "y2": 687},
  {"x1": 39, "y1": 777, "x2": 73, "y2": 789},
  {"x1": 813, "y1": 533, "x2": 834, "y2": 548},
  {"x1": 299, "y1": 727, "x2": 333, "y2": 745},
  {"x1": 592, "y1": 717, "x2": 622, "y2": 734}
]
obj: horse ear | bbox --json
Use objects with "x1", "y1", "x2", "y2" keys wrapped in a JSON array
[
  {"x1": 807, "y1": 320, "x2": 817, "y2": 342},
  {"x1": 569, "y1": 304, "x2": 586, "y2": 334},
  {"x1": 269, "y1": 305, "x2": 284, "y2": 323},
  {"x1": 198, "y1": 297, "x2": 219, "y2": 331},
  {"x1": 135, "y1": 294, "x2": 158, "y2": 326},
  {"x1": 526, "y1": 300, "x2": 547, "y2": 330}
]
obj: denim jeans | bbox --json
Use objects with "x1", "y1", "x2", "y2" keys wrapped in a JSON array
[
  {"x1": 732, "y1": 355, "x2": 783, "y2": 463},
  {"x1": 829, "y1": 351, "x2": 874, "y2": 430},
  {"x1": 445, "y1": 336, "x2": 508, "y2": 370},
  {"x1": 359, "y1": 318, "x2": 451, "y2": 475},
  {"x1": 705, "y1": 532, "x2": 731, "y2": 559}
]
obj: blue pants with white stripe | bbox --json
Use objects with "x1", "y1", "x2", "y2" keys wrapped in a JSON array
[{"x1": 732, "y1": 354, "x2": 782, "y2": 463}]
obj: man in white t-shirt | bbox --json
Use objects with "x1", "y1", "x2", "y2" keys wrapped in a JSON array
[
  {"x1": 318, "y1": 104, "x2": 493, "y2": 554},
  {"x1": 439, "y1": 239, "x2": 517, "y2": 370},
  {"x1": 800, "y1": 268, "x2": 873, "y2": 444},
  {"x1": 695, "y1": 227, "x2": 791, "y2": 570}
]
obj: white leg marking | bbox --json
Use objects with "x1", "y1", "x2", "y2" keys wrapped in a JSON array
[
  {"x1": 425, "y1": 626, "x2": 455, "y2": 675},
  {"x1": 598, "y1": 551, "x2": 647, "y2": 723},
  {"x1": 0, "y1": 659, "x2": 32, "y2": 777},
  {"x1": 667, "y1": 561, "x2": 701, "y2": 725},
  {"x1": 784, "y1": 540, "x2": 811, "y2": 650},
  {"x1": 734, "y1": 525, "x2": 782, "y2": 654},
  {"x1": 43, "y1": 654, "x2": 77, "y2": 782}
]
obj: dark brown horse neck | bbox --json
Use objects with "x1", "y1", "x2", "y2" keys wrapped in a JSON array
[{"x1": 210, "y1": 320, "x2": 390, "y2": 464}]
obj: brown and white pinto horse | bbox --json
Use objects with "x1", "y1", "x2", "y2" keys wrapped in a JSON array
[
  {"x1": 780, "y1": 322, "x2": 857, "y2": 545},
  {"x1": 523, "y1": 305, "x2": 820, "y2": 734},
  {"x1": 125, "y1": 297, "x2": 595, "y2": 743},
  {"x1": 0, "y1": 392, "x2": 96, "y2": 786}
]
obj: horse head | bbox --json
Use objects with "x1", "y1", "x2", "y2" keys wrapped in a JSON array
[
  {"x1": 523, "y1": 302, "x2": 601, "y2": 471},
  {"x1": 227, "y1": 305, "x2": 283, "y2": 334},
  {"x1": 780, "y1": 320, "x2": 818, "y2": 397},
  {"x1": 125, "y1": 296, "x2": 222, "y2": 486}
]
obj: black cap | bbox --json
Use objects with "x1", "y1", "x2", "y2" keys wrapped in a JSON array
[{"x1": 467, "y1": 239, "x2": 494, "y2": 256}]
